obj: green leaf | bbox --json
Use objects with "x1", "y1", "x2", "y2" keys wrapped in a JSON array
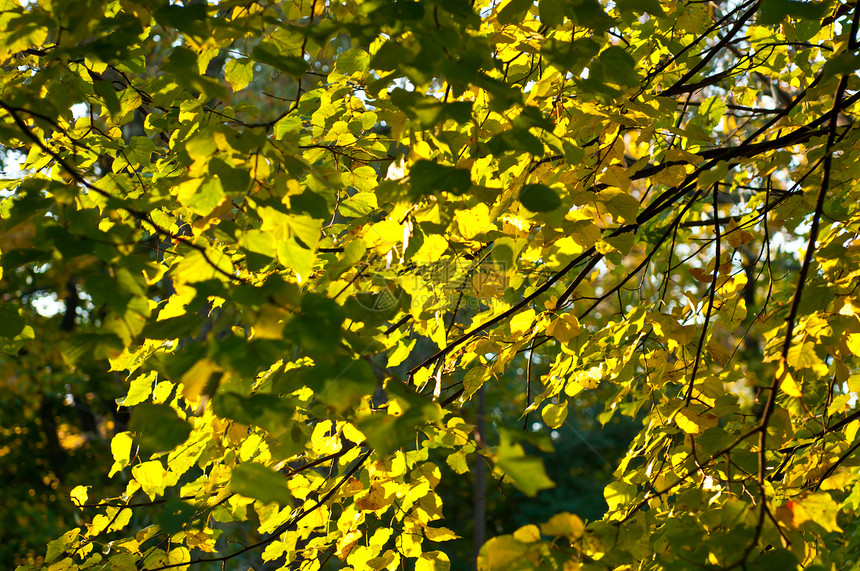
[
  {"x1": 615, "y1": 0, "x2": 665, "y2": 15},
  {"x1": 519, "y1": 183, "x2": 561, "y2": 212},
  {"x1": 252, "y1": 42, "x2": 308, "y2": 78},
  {"x1": 359, "y1": 384, "x2": 442, "y2": 455},
  {"x1": 498, "y1": 0, "x2": 533, "y2": 24},
  {"x1": 597, "y1": 46, "x2": 639, "y2": 87},
  {"x1": 231, "y1": 463, "x2": 293, "y2": 506},
  {"x1": 496, "y1": 429, "x2": 555, "y2": 497},
  {"x1": 118, "y1": 373, "x2": 154, "y2": 407},
  {"x1": 539, "y1": 0, "x2": 566, "y2": 27},
  {"x1": 409, "y1": 160, "x2": 472, "y2": 197},
  {"x1": 153, "y1": 3, "x2": 207, "y2": 35},
  {"x1": 224, "y1": 58, "x2": 254, "y2": 92},
  {"x1": 142, "y1": 314, "x2": 203, "y2": 341},
  {"x1": 541, "y1": 401, "x2": 568, "y2": 428},
  {"x1": 93, "y1": 79, "x2": 122, "y2": 117},
  {"x1": 45, "y1": 529, "x2": 79, "y2": 564},
  {"x1": 128, "y1": 403, "x2": 193, "y2": 453},
  {"x1": 389, "y1": 88, "x2": 473, "y2": 128},
  {"x1": 170, "y1": 249, "x2": 235, "y2": 284},
  {"x1": 565, "y1": 0, "x2": 616, "y2": 30},
  {"x1": 699, "y1": 95, "x2": 728, "y2": 124},
  {"x1": 541, "y1": 37, "x2": 601, "y2": 74},
  {"x1": 339, "y1": 192, "x2": 378, "y2": 218},
  {"x1": 177, "y1": 177, "x2": 225, "y2": 216},
  {"x1": 60, "y1": 333, "x2": 124, "y2": 366},
  {"x1": 0, "y1": 304, "x2": 25, "y2": 338},
  {"x1": 759, "y1": 0, "x2": 829, "y2": 25},
  {"x1": 156, "y1": 499, "x2": 199, "y2": 534},
  {"x1": 213, "y1": 392, "x2": 295, "y2": 434},
  {"x1": 698, "y1": 160, "x2": 728, "y2": 190},
  {"x1": 604, "y1": 480, "x2": 637, "y2": 512},
  {"x1": 333, "y1": 48, "x2": 370, "y2": 76}
]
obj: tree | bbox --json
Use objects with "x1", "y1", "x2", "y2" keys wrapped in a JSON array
[{"x1": 3, "y1": 0, "x2": 860, "y2": 568}]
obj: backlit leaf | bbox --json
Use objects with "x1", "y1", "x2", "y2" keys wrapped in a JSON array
[
  {"x1": 231, "y1": 463, "x2": 293, "y2": 506},
  {"x1": 128, "y1": 404, "x2": 193, "y2": 453}
]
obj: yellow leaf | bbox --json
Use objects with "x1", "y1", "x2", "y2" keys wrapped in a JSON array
[
  {"x1": 569, "y1": 220, "x2": 601, "y2": 249},
  {"x1": 726, "y1": 219, "x2": 754, "y2": 248},
  {"x1": 367, "y1": 550, "x2": 400, "y2": 570},
  {"x1": 186, "y1": 529, "x2": 217, "y2": 553},
  {"x1": 340, "y1": 422, "x2": 366, "y2": 444},
  {"x1": 373, "y1": 451, "x2": 407, "y2": 478},
  {"x1": 416, "y1": 551, "x2": 450, "y2": 571},
  {"x1": 181, "y1": 357, "x2": 220, "y2": 401},
  {"x1": 786, "y1": 341, "x2": 824, "y2": 370},
  {"x1": 252, "y1": 305, "x2": 290, "y2": 340},
  {"x1": 414, "y1": 234, "x2": 449, "y2": 263},
  {"x1": 547, "y1": 313, "x2": 580, "y2": 343},
  {"x1": 70, "y1": 485, "x2": 89, "y2": 508},
  {"x1": 109, "y1": 432, "x2": 134, "y2": 477},
  {"x1": 132, "y1": 461, "x2": 178, "y2": 499},
  {"x1": 604, "y1": 481, "x2": 637, "y2": 512},
  {"x1": 445, "y1": 450, "x2": 469, "y2": 474},
  {"x1": 355, "y1": 484, "x2": 392, "y2": 512},
  {"x1": 454, "y1": 203, "x2": 493, "y2": 240},
  {"x1": 311, "y1": 422, "x2": 342, "y2": 455},
  {"x1": 397, "y1": 522, "x2": 424, "y2": 557},
  {"x1": 599, "y1": 188, "x2": 639, "y2": 224},
  {"x1": 224, "y1": 58, "x2": 254, "y2": 92},
  {"x1": 652, "y1": 164, "x2": 689, "y2": 187},
  {"x1": 513, "y1": 524, "x2": 541, "y2": 543},
  {"x1": 365, "y1": 218, "x2": 403, "y2": 254},
  {"x1": 156, "y1": 283, "x2": 196, "y2": 321},
  {"x1": 573, "y1": 366, "x2": 601, "y2": 390},
  {"x1": 540, "y1": 512, "x2": 584, "y2": 538},
  {"x1": 336, "y1": 528, "x2": 362, "y2": 561},
  {"x1": 604, "y1": 232, "x2": 635, "y2": 255},
  {"x1": 599, "y1": 164, "x2": 631, "y2": 191},
  {"x1": 346, "y1": 545, "x2": 378, "y2": 569},
  {"x1": 546, "y1": 236, "x2": 584, "y2": 269},
  {"x1": 820, "y1": 470, "x2": 853, "y2": 491},
  {"x1": 675, "y1": 408, "x2": 718, "y2": 435},
  {"x1": 369, "y1": 527, "x2": 393, "y2": 548},
  {"x1": 477, "y1": 536, "x2": 530, "y2": 571},
  {"x1": 424, "y1": 526, "x2": 459, "y2": 542},
  {"x1": 777, "y1": 493, "x2": 842, "y2": 532},
  {"x1": 846, "y1": 333, "x2": 860, "y2": 357},
  {"x1": 510, "y1": 309, "x2": 536, "y2": 336},
  {"x1": 665, "y1": 147, "x2": 703, "y2": 165},
  {"x1": 776, "y1": 360, "x2": 803, "y2": 398},
  {"x1": 706, "y1": 340, "x2": 732, "y2": 367},
  {"x1": 542, "y1": 401, "x2": 568, "y2": 428}
]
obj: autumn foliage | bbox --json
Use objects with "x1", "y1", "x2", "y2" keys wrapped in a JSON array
[{"x1": 2, "y1": 0, "x2": 860, "y2": 570}]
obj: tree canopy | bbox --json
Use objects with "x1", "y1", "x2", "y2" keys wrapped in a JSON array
[{"x1": 3, "y1": 0, "x2": 860, "y2": 569}]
